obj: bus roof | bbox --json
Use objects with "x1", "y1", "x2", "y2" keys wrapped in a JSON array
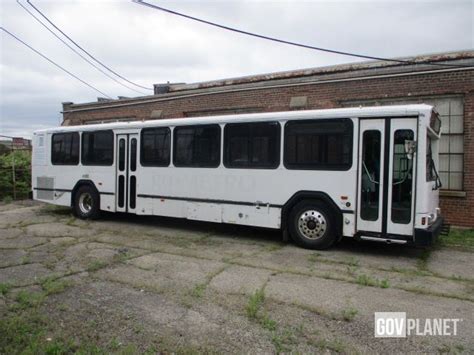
[{"x1": 34, "y1": 104, "x2": 434, "y2": 134}]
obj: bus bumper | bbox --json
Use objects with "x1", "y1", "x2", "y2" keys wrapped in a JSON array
[{"x1": 414, "y1": 216, "x2": 444, "y2": 246}]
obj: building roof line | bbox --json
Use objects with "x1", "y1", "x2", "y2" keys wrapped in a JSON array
[{"x1": 63, "y1": 65, "x2": 474, "y2": 114}]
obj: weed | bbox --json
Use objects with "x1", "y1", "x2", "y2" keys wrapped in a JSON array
[
  {"x1": 356, "y1": 274, "x2": 378, "y2": 287},
  {"x1": 346, "y1": 257, "x2": 360, "y2": 267},
  {"x1": 417, "y1": 249, "x2": 431, "y2": 270},
  {"x1": 0, "y1": 283, "x2": 11, "y2": 296},
  {"x1": 311, "y1": 338, "x2": 347, "y2": 353},
  {"x1": 438, "y1": 343, "x2": 465, "y2": 354},
  {"x1": 20, "y1": 256, "x2": 30, "y2": 265},
  {"x1": 246, "y1": 288, "x2": 265, "y2": 319},
  {"x1": 13, "y1": 290, "x2": 44, "y2": 310},
  {"x1": 307, "y1": 252, "x2": 322, "y2": 263},
  {"x1": 190, "y1": 283, "x2": 206, "y2": 298},
  {"x1": 356, "y1": 274, "x2": 390, "y2": 288},
  {"x1": 260, "y1": 313, "x2": 277, "y2": 331},
  {"x1": 3, "y1": 196, "x2": 13, "y2": 204},
  {"x1": 437, "y1": 228, "x2": 474, "y2": 251},
  {"x1": 341, "y1": 307, "x2": 358, "y2": 322},
  {"x1": 87, "y1": 260, "x2": 109, "y2": 272},
  {"x1": 41, "y1": 277, "x2": 70, "y2": 295},
  {"x1": 380, "y1": 278, "x2": 390, "y2": 289}
]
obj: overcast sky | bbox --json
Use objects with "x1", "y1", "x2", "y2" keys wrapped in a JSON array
[{"x1": 0, "y1": 0, "x2": 472, "y2": 138}]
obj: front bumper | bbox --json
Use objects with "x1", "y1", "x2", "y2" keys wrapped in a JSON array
[{"x1": 414, "y1": 216, "x2": 444, "y2": 246}]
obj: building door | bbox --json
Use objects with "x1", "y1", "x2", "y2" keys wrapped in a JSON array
[
  {"x1": 357, "y1": 118, "x2": 417, "y2": 239},
  {"x1": 116, "y1": 133, "x2": 138, "y2": 213}
]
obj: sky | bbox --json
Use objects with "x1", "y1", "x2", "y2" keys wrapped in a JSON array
[{"x1": 0, "y1": 0, "x2": 473, "y2": 138}]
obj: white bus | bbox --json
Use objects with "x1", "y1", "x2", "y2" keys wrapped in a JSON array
[{"x1": 32, "y1": 105, "x2": 443, "y2": 249}]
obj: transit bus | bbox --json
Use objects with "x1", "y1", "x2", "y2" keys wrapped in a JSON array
[{"x1": 32, "y1": 105, "x2": 443, "y2": 249}]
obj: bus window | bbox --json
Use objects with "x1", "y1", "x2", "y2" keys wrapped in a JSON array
[
  {"x1": 173, "y1": 125, "x2": 220, "y2": 167},
  {"x1": 82, "y1": 130, "x2": 114, "y2": 166},
  {"x1": 391, "y1": 129, "x2": 414, "y2": 224},
  {"x1": 130, "y1": 138, "x2": 137, "y2": 172},
  {"x1": 284, "y1": 119, "x2": 352, "y2": 170},
  {"x1": 51, "y1": 132, "x2": 79, "y2": 165},
  {"x1": 224, "y1": 122, "x2": 280, "y2": 168},
  {"x1": 118, "y1": 138, "x2": 125, "y2": 171},
  {"x1": 360, "y1": 130, "x2": 381, "y2": 221},
  {"x1": 141, "y1": 127, "x2": 170, "y2": 167}
]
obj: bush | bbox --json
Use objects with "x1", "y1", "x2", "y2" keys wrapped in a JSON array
[{"x1": 0, "y1": 150, "x2": 31, "y2": 200}]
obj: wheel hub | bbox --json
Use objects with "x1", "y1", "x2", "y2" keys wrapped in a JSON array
[
  {"x1": 78, "y1": 192, "x2": 93, "y2": 214},
  {"x1": 298, "y1": 210, "x2": 327, "y2": 240}
]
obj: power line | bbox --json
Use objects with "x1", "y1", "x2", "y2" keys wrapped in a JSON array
[
  {"x1": 27, "y1": 0, "x2": 153, "y2": 91},
  {"x1": 133, "y1": 0, "x2": 473, "y2": 69},
  {"x1": 17, "y1": 1, "x2": 147, "y2": 96},
  {"x1": 1, "y1": 26, "x2": 112, "y2": 98}
]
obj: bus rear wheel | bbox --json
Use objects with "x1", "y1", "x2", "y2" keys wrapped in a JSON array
[
  {"x1": 288, "y1": 200, "x2": 336, "y2": 249},
  {"x1": 73, "y1": 186, "x2": 100, "y2": 219}
]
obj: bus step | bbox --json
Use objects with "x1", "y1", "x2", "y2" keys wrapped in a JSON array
[{"x1": 440, "y1": 223, "x2": 451, "y2": 236}]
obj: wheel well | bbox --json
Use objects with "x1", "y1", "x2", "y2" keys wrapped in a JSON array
[
  {"x1": 71, "y1": 180, "x2": 99, "y2": 207},
  {"x1": 281, "y1": 191, "x2": 342, "y2": 236}
]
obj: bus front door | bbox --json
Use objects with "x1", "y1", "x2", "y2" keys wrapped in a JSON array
[
  {"x1": 357, "y1": 118, "x2": 417, "y2": 241},
  {"x1": 116, "y1": 133, "x2": 138, "y2": 213}
]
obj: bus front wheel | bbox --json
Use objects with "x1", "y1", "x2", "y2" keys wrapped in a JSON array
[
  {"x1": 73, "y1": 186, "x2": 100, "y2": 219},
  {"x1": 288, "y1": 200, "x2": 336, "y2": 249}
]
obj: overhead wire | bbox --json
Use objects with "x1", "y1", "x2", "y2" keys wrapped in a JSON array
[
  {"x1": 17, "y1": 0, "x2": 147, "y2": 96},
  {"x1": 133, "y1": 0, "x2": 473, "y2": 69},
  {"x1": 1, "y1": 26, "x2": 113, "y2": 98},
  {"x1": 27, "y1": 0, "x2": 153, "y2": 91}
]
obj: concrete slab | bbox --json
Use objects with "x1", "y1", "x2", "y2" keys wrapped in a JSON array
[
  {"x1": 428, "y1": 249, "x2": 474, "y2": 280},
  {"x1": 209, "y1": 265, "x2": 273, "y2": 295},
  {"x1": 0, "y1": 263, "x2": 53, "y2": 286}
]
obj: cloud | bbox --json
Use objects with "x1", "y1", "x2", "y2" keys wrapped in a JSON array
[{"x1": 0, "y1": 0, "x2": 472, "y2": 138}]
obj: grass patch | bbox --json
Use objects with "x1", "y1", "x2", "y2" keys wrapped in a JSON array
[
  {"x1": 0, "y1": 283, "x2": 11, "y2": 296},
  {"x1": 438, "y1": 228, "x2": 474, "y2": 251},
  {"x1": 417, "y1": 249, "x2": 432, "y2": 270},
  {"x1": 40, "y1": 277, "x2": 70, "y2": 296},
  {"x1": 87, "y1": 260, "x2": 109, "y2": 272},
  {"x1": 190, "y1": 283, "x2": 206, "y2": 298},
  {"x1": 341, "y1": 307, "x2": 358, "y2": 322},
  {"x1": 13, "y1": 290, "x2": 45, "y2": 310},
  {"x1": 310, "y1": 338, "x2": 347, "y2": 353},
  {"x1": 246, "y1": 288, "x2": 265, "y2": 319},
  {"x1": 356, "y1": 274, "x2": 390, "y2": 288},
  {"x1": 260, "y1": 313, "x2": 277, "y2": 331}
]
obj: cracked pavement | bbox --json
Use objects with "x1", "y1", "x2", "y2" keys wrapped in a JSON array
[{"x1": 0, "y1": 201, "x2": 473, "y2": 353}]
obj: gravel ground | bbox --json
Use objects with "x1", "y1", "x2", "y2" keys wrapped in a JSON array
[{"x1": 0, "y1": 200, "x2": 472, "y2": 353}]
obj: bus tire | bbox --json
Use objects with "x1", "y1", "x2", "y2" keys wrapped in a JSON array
[
  {"x1": 73, "y1": 185, "x2": 100, "y2": 220},
  {"x1": 288, "y1": 200, "x2": 336, "y2": 249}
]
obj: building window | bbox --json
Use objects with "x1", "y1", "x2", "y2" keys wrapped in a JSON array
[
  {"x1": 141, "y1": 127, "x2": 171, "y2": 167},
  {"x1": 284, "y1": 119, "x2": 353, "y2": 170},
  {"x1": 224, "y1": 122, "x2": 280, "y2": 169},
  {"x1": 51, "y1": 132, "x2": 79, "y2": 165},
  {"x1": 82, "y1": 130, "x2": 114, "y2": 166},
  {"x1": 342, "y1": 96, "x2": 464, "y2": 191},
  {"x1": 173, "y1": 125, "x2": 220, "y2": 167}
]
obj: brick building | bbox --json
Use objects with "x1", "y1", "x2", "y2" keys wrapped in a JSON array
[{"x1": 62, "y1": 51, "x2": 474, "y2": 227}]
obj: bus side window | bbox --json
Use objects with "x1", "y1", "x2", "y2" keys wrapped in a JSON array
[
  {"x1": 140, "y1": 127, "x2": 171, "y2": 167},
  {"x1": 82, "y1": 130, "x2": 114, "y2": 166},
  {"x1": 51, "y1": 132, "x2": 79, "y2": 165},
  {"x1": 224, "y1": 121, "x2": 280, "y2": 169},
  {"x1": 284, "y1": 119, "x2": 353, "y2": 170},
  {"x1": 173, "y1": 125, "x2": 221, "y2": 168}
]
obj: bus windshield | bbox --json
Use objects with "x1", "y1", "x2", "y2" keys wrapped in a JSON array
[{"x1": 426, "y1": 135, "x2": 442, "y2": 189}]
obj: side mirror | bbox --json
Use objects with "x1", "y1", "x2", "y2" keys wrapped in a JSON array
[{"x1": 404, "y1": 140, "x2": 417, "y2": 160}]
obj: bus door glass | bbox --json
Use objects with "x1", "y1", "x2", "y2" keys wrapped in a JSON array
[
  {"x1": 357, "y1": 118, "x2": 417, "y2": 238},
  {"x1": 116, "y1": 133, "x2": 138, "y2": 213}
]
